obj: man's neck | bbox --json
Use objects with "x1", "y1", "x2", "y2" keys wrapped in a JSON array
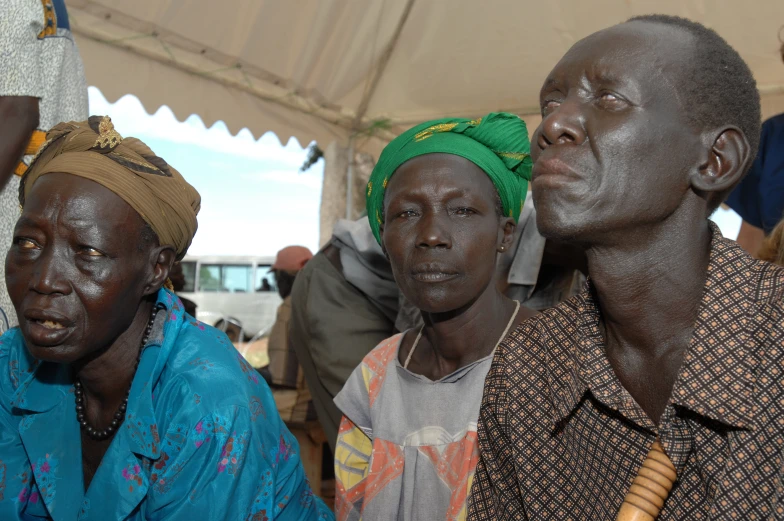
[
  {"x1": 589, "y1": 217, "x2": 711, "y2": 346},
  {"x1": 585, "y1": 204, "x2": 712, "y2": 424}
]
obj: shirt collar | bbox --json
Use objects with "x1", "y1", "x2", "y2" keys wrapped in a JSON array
[
  {"x1": 11, "y1": 288, "x2": 185, "y2": 458},
  {"x1": 549, "y1": 286, "x2": 655, "y2": 430},
  {"x1": 11, "y1": 356, "x2": 67, "y2": 413},
  {"x1": 123, "y1": 288, "x2": 186, "y2": 459},
  {"x1": 669, "y1": 222, "x2": 758, "y2": 429},
  {"x1": 547, "y1": 291, "x2": 591, "y2": 425},
  {"x1": 551, "y1": 222, "x2": 758, "y2": 431}
]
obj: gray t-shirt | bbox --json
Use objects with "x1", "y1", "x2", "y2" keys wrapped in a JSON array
[{"x1": 335, "y1": 333, "x2": 495, "y2": 521}]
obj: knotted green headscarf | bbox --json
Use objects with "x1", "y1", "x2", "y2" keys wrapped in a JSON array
[{"x1": 366, "y1": 112, "x2": 532, "y2": 244}]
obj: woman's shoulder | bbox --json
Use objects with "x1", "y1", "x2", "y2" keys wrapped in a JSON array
[
  {"x1": 155, "y1": 318, "x2": 271, "y2": 415},
  {"x1": 168, "y1": 316, "x2": 242, "y2": 362},
  {"x1": 358, "y1": 332, "x2": 404, "y2": 370},
  {"x1": 334, "y1": 333, "x2": 404, "y2": 425},
  {"x1": 0, "y1": 327, "x2": 23, "y2": 352},
  {"x1": 0, "y1": 327, "x2": 25, "y2": 351},
  {"x1": 0, "y1": 328, "x2": 37, "y2": 395}
]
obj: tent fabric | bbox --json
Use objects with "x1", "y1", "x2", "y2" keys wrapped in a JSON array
[{"x1": 67, "y1": 0, "x2": 784, "y2": 152}]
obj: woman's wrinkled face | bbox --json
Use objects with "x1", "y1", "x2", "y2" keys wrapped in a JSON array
[
  {"x1": 6, "y1": 174, "x2": 157, "y2": 363},
  {"x1": 381, "y1": 154, "x2": 512, "y2": 314}
]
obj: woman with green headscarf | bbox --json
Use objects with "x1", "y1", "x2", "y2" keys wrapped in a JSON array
[{"x1": 333, "y1": 112, "x2": 535, "y2": 520}]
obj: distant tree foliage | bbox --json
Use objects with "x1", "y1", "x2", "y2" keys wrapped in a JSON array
[{"x1": 300, "y1": 143, "x2": 324, "y2": 172}]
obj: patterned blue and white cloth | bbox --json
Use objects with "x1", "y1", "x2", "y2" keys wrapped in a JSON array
[{"x1": 0, "y1": 288, "x2": 333, "y2": 521}]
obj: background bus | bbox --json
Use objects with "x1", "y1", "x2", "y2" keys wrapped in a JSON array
[{"x1": 177, "y1": 255, "x2": 282, "y2": 339}]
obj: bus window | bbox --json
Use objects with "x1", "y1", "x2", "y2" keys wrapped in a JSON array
[
  {"x1": 180, "y1": 261, "x2": 196, "y2": 292},
  {"x1": 223, "y1": 265, "x2": 252, "y2": 293},
  {"x1": 199, "y1": 264, "x2": 252, "y2": 293},
  {"x1": 255, "y1": 265, "x2": 277, "y2": 292},
  {"x1": 199, "y1": 265, "x2": 221, "y2": 292}
]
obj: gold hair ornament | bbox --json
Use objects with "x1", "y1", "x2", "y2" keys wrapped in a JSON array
[{"x1": 93, "y1": 116, "x2": 123, "y2": 149}]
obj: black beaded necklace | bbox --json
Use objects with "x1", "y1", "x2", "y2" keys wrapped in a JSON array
[{"x1": 74, "y1": 304, "x2": 163, "y2": 441}]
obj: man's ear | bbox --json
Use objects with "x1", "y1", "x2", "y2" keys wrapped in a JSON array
[
  {"x1": 690, "y1": 126, "x2": 752, "y2": 196},
  {"x1": 144, "y1": 246, "x2": 177, "y2": 296}
]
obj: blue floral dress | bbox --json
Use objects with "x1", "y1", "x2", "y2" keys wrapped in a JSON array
[{"x1": 0, "y1": 288, "x2": 333, "y2": 521}]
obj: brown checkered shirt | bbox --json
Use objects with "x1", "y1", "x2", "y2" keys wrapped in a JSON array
[{"x1": 468, "y1": 226, "x2": 784, "y2": 520}]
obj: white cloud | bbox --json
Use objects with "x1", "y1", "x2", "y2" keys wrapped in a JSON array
[
  {"x1": 87, "y1": 86, "x2": 325, "y2": 258},
  {"x1": 88, "y1": 86, "x2": 310, "y2": 167},
  {"x1": 239, "y1": 169, "x2": 323, "y2": 190},
  {"x1": 188, "y1": 215, "x2": 320, "y2": 257}
]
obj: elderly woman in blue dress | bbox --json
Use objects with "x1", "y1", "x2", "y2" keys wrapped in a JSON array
[{"x1": 0, "y1": 117, "x2": 332, "y2": 521}]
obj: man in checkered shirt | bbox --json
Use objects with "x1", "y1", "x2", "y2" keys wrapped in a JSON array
[{"x1": 468, "y1": 14, "x2": 784, "y2": 520}]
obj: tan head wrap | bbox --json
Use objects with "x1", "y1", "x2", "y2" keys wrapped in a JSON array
[{"x1": 21, "y1": 116, "x2": 201, "y2": 259}]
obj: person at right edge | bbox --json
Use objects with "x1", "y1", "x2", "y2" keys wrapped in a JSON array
[
  {"x1": 724, "y1": 40, "x2": 784, "y2": 256},
  {"x1": 468, "y1": 15, "x2": 784, "y2": 520}
]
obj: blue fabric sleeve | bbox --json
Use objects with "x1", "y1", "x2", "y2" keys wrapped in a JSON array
[
  {"x1": 258, "y1": 381, "x2": 334, "y2": 521},
  {"x1": 0, "y1": 330, "x2": 42, "y2": 520}
]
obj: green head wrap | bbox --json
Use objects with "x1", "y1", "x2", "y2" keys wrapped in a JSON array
[{"x1": 366, "y1": 112, "x2": 532, "y2": 244}]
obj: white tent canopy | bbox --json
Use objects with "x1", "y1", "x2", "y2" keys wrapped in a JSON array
[{"x1": 68, "y1": 0, "x2": 784, "y2": 154}]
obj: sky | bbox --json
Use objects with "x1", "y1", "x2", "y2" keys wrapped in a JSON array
[
  {"x1": 88, "y1": 87, "x2": 324, "y2": 258},
  {"x1": 88, "y1": 86, "x2": 744, "y2": 258}
]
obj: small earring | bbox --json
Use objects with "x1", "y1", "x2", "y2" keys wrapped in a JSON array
[{"x1": 500, "y1": 246, "x2": 505, "y2": 251}]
